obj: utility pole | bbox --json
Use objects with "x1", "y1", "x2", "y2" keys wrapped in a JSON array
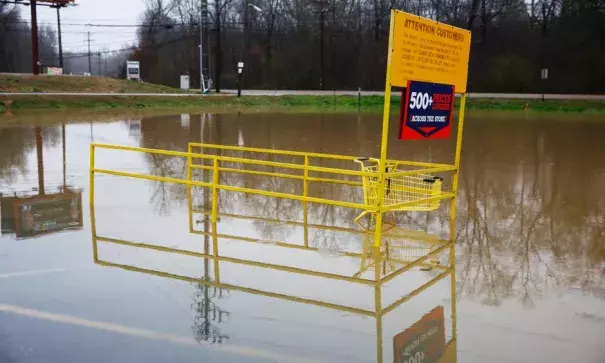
[
  {"x1": 31, "y1": 0, "x2": 39, "y2": 75},
  {"x1": 200, "y1": 0, "x2": 209, "y2": 93},
  {"x1": 319, "y1": 9, "x2": 325, "y2": 90},
  {"x1": 87, "y1": 31, "x2": 92, "y2": 75},
  {"x1": 311, "y1": 0, "x2": 327, "y2": 90},
  {"x1": 56, "y1": 5, "x2": 63, "y2": 69},
  {"x1": 237, "y1": 0, "x2": 249, "y2": 97}
]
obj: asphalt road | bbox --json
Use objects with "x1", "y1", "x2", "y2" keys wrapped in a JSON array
[{"x1": 1, "y1": 90, "x2": 604, "y2": 100}]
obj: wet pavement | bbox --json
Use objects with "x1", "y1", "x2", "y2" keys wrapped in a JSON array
[{"x1": 0, "y1": 113, "x2": 604, "y2": 363}]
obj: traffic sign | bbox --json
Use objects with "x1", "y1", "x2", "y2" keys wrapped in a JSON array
[{"x1": 399, "y1": 80, "x2": 455, "y2": 140}]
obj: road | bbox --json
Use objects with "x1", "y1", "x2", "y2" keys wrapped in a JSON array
[
  {"x1": 1, "y1": 90, "x2": 604, "y2": 100},
  {"x1": 222, "y1": 90, "x2": 605, "y2": 100}
]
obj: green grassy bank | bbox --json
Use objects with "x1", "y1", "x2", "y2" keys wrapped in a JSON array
[
  {"x1": 2, "y1": 94, "x2": 605, "y2": 114},
  {"x1": 0, "y1": 74, "x2": 183, "y2": 93}
]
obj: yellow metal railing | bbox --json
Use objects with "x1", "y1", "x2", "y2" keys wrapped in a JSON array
[{"x1": 89, "y1": 141, "x2": 459, "y2": 248}]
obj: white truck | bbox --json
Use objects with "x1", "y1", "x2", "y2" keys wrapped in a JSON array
[{"x1": 126, "y1": 61, "x2": 140, "y2": 81}]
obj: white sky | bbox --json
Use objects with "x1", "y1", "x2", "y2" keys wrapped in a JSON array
[{"x1": 23, "y1": 0, "x2": 145, "y2": 53}]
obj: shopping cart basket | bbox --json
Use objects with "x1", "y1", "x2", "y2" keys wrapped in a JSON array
[{"x1": 354, "y1": 158, "x2": 443, "y2": 231}]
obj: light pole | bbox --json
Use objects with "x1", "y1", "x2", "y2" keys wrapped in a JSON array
[
  {"x1": 200, "y1": 0, "x2": 209, "y2": 94},
  {"x1": 31, "y1": 0, "x2": 39, "y2": 75},
  {"x1": 237, "y1": 3, "x2": 262, "y2": 97}
]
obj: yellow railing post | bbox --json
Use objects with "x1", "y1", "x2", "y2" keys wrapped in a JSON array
[
  {"x1": 89, "y1": 144, "x2": 98, "y2": 262},
  {"x1": 211, "y1": 157, "x2": 220, "y2": 224},
  {"x1": 374, "y1": 10, "x2": 396, "y2": 248},
  {"x1": 303, "y1": 155, "x2": 309, "y2": 248},
  {"x1": 187, "y1": 144, "x2": 193, "y2": 233}
]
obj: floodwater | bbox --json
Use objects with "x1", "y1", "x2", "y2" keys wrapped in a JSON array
[{"x1": 0, "y1": 112, "x2": 604, "y2": 363}]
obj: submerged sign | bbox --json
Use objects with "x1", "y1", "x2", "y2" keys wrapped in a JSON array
[
  {"x1": 11, "y1": 191, "x2": 83, "y2": 238},
  {"x1": 390, "y1": 10, "x2": 471, "y2": 93},
  {"x1": 393, "y1": 306, "x2": 446, "y2": 363},
  {"x1": 399, "y1": 80, "x2": 454, "y2": 140}
]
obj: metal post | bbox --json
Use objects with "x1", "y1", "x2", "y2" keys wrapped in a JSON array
[
  {"x1": 89, "y1": 144, "x2": 98, "y2": 262},
  {"x1": 87, "y1": 31, "x2": 92, "y2": 75},
  {"x1": 97, "y1": 52, "x2": 101, "y2": 76},
  {"x1": 373, "y1": 10, "x2": 396, "y2": 248},
  {"x1": 56, "y1": 6, "x2": 63, "y2": 70},
  {"x1": 200, "y1": 0, "x2": 209, "y2": 92},
  {"x1": 319, "y1": 8, "x2": 325, "y2": 90},
  {"x1": 187, "y1": 144, "x2": 194, "y2": 232},
  {"x1": 448, "y1": 93, "x2": 466, "y2": 341},
  {"x1": 211, "y1": 158, "x2": 219, "y2": 224},
  {"x1": 237, "y1": 0, "x2": 249, "y2": 97},
  {"x1": 303, "y1": 155, "x2": 309, "y2": 248},
  {"x1": 31, "y1": 0, "x2": 39, "y2": 75},
  {"x1": 449, "y1": 93, "x2": 466, "y2": 235}
]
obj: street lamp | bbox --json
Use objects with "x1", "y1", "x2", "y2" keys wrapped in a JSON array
[
  {"x1": 237, "y1": 2, "x2": 262, "y2": 97},
  {"x1": 249, "y1": 4, "x2": 262, "y2": 12}
]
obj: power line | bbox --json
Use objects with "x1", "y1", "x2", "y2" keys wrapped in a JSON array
[{"x1": 61, "y1": 32, "x2": 198, "y2": 60}]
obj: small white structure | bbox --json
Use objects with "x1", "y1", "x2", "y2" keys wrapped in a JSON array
[
  {"x1": 126, "y1": 61, "x2": 140, "y2": 81},
  {"x1": 180, "y1": 75, "x2": 190, "y2": 90}
]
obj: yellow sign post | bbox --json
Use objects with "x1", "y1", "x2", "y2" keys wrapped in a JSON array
[
  {"x1": 375, "y1": 10, "x2": 472, "y2": 260},
  {"x1": 374, "y1": 11, "x2": 471, "y2": 350}
]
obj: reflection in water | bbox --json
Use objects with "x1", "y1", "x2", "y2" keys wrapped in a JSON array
[
  {"x1": 91, "y1": 203, "x2": 457, "y2": 362},
  {"x1": 456, "y1": 121, "x2": 605, "y2": 306},
  {"x1": 0, "y1": 126, "x2": 83, "y2": 238},
  {"x1": 0, "y1": 113, "x2": 603, "y2": 362},
  {"x1": 192, "y1": 282, "x2": 230, "y2": 345},
  {"x1": 132, "y1": 114, "x2": 604, "y2": 307},
  {"x1": 0, "y1": 125, "x2": 60, "y2": 184}
]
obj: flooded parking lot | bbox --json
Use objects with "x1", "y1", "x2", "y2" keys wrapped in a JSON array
[{"x1": 0, "y1": 112, "x2": 604, "y2": 362}]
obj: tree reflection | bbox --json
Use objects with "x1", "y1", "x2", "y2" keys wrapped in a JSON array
[
  {"x1": 455, "y1": 120, "x2": 605, "y2": 306},
  {"x1": 192, "y1": 283, "x2": 230, "y2": 345},
  {"x1": 0, "y1": 126, "x2": 60, "y2": 184},
  {"x1": 139, "y1": 113, "x2": 605, "y2": 306}
]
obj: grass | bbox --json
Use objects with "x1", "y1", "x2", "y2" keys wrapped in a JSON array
[
  {"x1": 0, "y1": 74, "x2": 183, "y2": 93},
  {"x1": 2, "y1": 94, "x2": 605, "y2": 115},
  {"x1": 1, "y1": 73, "x2": 604, "y2": 114}
]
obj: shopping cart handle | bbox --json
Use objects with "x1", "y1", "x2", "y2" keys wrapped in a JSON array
[{"x1": 423, "y1": 176, "x2": 444, "y2": 183}]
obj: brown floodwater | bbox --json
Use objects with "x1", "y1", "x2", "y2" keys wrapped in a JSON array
[{"x1": 0, "y1": 112, "x2": 603, "y2": 363}]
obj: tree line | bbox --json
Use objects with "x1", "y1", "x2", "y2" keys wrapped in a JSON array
[
  {"x1": 2, "y1": 0, "x2": 604, "y2": 93},
  {"x1": 0, "y1": 3, "x2": 58, "y2": 73},
  {"x1": 131, "y1": 0, "x2": 605, "y2": 93}
]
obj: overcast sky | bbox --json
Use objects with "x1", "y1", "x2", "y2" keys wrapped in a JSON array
[{"x1": 23, "y1": 0, "x2": 145, "y2": 53}]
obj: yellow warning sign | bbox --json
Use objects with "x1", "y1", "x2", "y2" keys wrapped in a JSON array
[{"x1": 390, "y1": 10, "x2": 472, "y2": 93}]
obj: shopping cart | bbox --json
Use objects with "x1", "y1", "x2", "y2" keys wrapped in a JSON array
[{"x1": 354, "y1": 158, "x2": 443, "y2": 231}]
